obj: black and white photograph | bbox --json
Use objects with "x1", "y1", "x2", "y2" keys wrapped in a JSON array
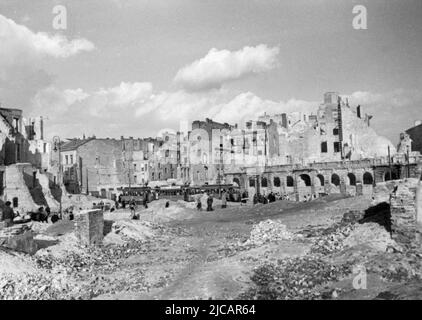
[{"x1": 1, "y1": 0, "x2": 422, "y2": 307}]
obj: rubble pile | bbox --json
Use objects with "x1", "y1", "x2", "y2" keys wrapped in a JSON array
[
  {"x1": 104, "y1": 220, "x2": 157, "y2": 244},
  {"x1": 307, "y1": 223, "x2": 355, "y2": 255},
  {"x1": 243, "y1": 220, "x2": 293, "y2": 247},
  {"x1": 0, "y1": 273, "x2": 89, "y2": 300},
  {"x1": 341, "y1": 210, "x2": 365, "y2": 224},
  {"x1": 343, "y1": 222, "x2": 399, "y2": 252},
  {"x1": 239, "y1": 257, "x2": 351, "y2": 300}
]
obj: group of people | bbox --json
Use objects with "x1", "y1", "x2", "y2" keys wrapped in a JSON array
[
  {"x1": 196, "y1": 192, "x2": 215, "y2": 211},
  {"x1": 0, "y1": 202, "x2": 63, "y2": 228},
  {"x1": 118, "y1": 190, "x2": 155, "y2": 209},
  {"x1": 252, "y1": 192, "x2": 278, "y2": 205}
]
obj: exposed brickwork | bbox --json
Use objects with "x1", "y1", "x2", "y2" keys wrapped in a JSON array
[{"x1": 390, "y1": 184, "x2": 418, "y2": 247}]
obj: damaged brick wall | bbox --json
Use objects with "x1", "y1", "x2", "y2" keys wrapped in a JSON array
[{"x1": 390, "y1": 183, "x2": 417, "y2": 247}]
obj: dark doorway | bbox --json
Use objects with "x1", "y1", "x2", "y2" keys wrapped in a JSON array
[
  {"x1": 299, "y1": 174, "x2": 311, "y2": 186},
  {"x1": 347, "y1": 173, "x2": 357, "y2": 186},
  {"x1": 363, "y1": 172, "x2": 373, "y2": 185},
  {"x1": 286, "y1": 176, "x2": 294, "y2": 187},
  {"x1": 331, "y1": 174, "x2": 340, "y2": 186}
]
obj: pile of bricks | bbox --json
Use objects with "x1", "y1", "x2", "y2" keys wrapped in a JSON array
[{"x1": 74, "y1": 209, "x2": 104, "y2": 246}]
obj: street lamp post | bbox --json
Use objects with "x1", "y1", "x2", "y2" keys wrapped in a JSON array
[
  {"x1": 53, "y1": 136, "x2": 62, "y2": 216},
  {"x1": 388, "y1": 145, "x2": 392, "y2": 180}
]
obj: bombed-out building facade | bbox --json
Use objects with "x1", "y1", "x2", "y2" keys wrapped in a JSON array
[
  {"x1": 0, "y1": 104, "x2": 53, "y2": 213},
  {"x1": 52, "y1": 92, "x2": 422, "y2": 202}
]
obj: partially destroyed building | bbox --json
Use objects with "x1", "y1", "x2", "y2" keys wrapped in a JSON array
[
  {"x1": 60, "y1": 136, "x2": 162, "y2": 198},
  {"x1": 0, "y1": 104, "x2": 55, "y2": 213},
  {"x1": 406, "y1": 120, "x2": 422, "y2": 154},
  {"x1": 223, "y1": 92, "x2": 421, "y2": 200},
  {"x1": 53, "y1": 91, "x2": 422, "y2": 202}
]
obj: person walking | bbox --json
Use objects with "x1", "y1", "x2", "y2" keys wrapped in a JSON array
[
  {"x1": 207, "y1": 193, "x2": 214, "y2": 211},
  {"x1": 129, "y1": 198, "x2": 137, "y2": 217},
  {"x1": 143, "y1": 192, "x2": 149, "y2": 209},
  {"x1": 221, "y1": 190, "x2": 227, "y2": 209},
  {"x1": 196, "y1": 195, "x2": 202, "y2": 211}
]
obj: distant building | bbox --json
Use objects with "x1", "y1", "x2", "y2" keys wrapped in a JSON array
[
  {"x1": 406, "y1": 121, "x2": 422, "y2": 154},
  {"x1": 60, "y1": 136, "x2": 161, "y2": 196}
]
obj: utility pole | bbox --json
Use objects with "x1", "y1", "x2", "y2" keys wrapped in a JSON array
[
  {"x1": 86, "y1": 167, "x2": 89, "y2": 195},
  {"x1": 53, "y1": 136, "x2": 62, "y2": 216},
  {"x1": 407, "y1": 146, "x2": 411, "y2": 178},
  {"x1": 388, "y1": 145, "x2": 392, "y2": 180}
]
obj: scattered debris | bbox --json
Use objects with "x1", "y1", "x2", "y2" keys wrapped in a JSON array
[
  {"x1": 239, "y1": 257, "x2": 351, "y2": 300},
  {"x1": 243, "y1": 220, "x2": 293, "y2": 246}
]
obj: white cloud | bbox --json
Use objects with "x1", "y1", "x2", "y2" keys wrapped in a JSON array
[
  {"x1": 32, "y1": 81, "x2": 321, "y2": 139},
  {"x1": 0, "y1": 14, "x2": 95, "y2": 67},
  {"x1": 174, "y1": 44, "x2": 280, "y2": 91},
  {"x1": 31, "y1": 77, "x2": 421, "y2": 145}
]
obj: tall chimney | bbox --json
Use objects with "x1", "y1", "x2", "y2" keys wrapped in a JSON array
[{"x1": 356, "y1": 105, "x2": 361, "y2": 118}]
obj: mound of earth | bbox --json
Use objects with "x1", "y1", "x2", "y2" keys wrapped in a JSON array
[
  {"x1": 343, "y1": 222, "x2": 399, "y2": 252},
  {"x1": 103, "y1": 220, "x2": 157, "y2": 245}
]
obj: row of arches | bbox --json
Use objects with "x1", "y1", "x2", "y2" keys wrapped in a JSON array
[{"x1": 245, "y1": 172, "x2": 374, "y2": 189}]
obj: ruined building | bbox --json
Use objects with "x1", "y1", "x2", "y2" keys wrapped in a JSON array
[
  {"x1": 406, "y1": 120, "x2": 422, "y2": 154},
  {"x1": 60, "y1": 136, "x2": 163, "y2": 198},
  {"x1": 54, "y1": 91, "x2": 421, "y2": 203},
  {"x1": 0, "y1": 104, "x2": 55, "y2": 213},
  {"x1": 223, "y1": 92, "x2": 421, "y2": 201}
]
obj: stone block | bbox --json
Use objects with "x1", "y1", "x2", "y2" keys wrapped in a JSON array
[
  {"x1": 0, "y1": 224, "x2": 38, "y2": 255},
  {"x1": 74, "y1": 209, "x2": 104, "y2": 246}
]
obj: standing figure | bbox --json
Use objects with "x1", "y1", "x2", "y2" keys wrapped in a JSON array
[
  {"x1": 129, "y1": 198, "x2": 137, "y2": 217},
  {"x1": 207, "y1": 193, "x2": 214, "y2": 211},
  {"x1": 1, "y1": 201, "x2": 15, "y2": 228},
  {"x1": 143, "y1": 192, "x2": 149, "y2": 209},
  {"x1": 196, "y1": 195, "x2": 202, "y2": 211},
  {"x1": 221, "y1": 190, "x2": 227, "y2": 209}
]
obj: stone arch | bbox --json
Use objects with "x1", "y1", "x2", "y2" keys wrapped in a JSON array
[
  {"x1": 315, "y1": 174, "x2": 325, "y2": 186},
  {"x1": 261, "y1": 177, "x2": 268, "y2": 187},
  {"x1": 331, "y1": 173, "x2": 340, "y2": 186},
  {"x1": 347, "y1": 173, "x2": 357, "y2": 186},
  {"x1": 273, "y1": 176, "x2": 281, "y2": 187},
  {"x1": 233, "y1": 177, "x2": 241, "y2": 187},
  {"x1": 286, "y1": 176, "x2": 294, "y2": 187},
  {"x1": 363, "y1": 172, "x2": 373, "y2": 185},
  {"x1": 299, "y1": 174, "x2": 311, "y2": 187},
  {"x1": 249, "y1": 177, "x2": 255, "y2": 187}
]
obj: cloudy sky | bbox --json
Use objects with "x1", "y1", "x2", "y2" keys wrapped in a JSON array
[{"x1": 0, "y1": 0, "x2": 421, "y2": 144}]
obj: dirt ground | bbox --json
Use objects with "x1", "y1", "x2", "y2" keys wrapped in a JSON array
[{"x1": 2, "y1": 193, "x2": 422, "y2": 300}]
